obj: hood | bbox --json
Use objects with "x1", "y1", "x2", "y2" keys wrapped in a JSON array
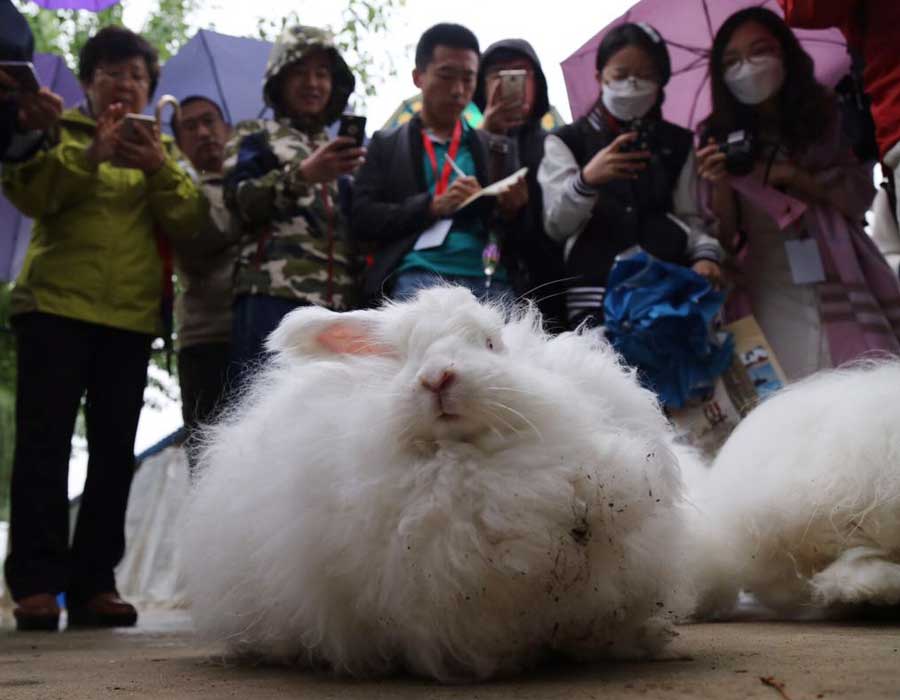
[
  {"x1": 262, "y1": 24, "x2": 355, "y2": 125},
  {"x1": 473, "y1": 38, "x2": 550, "y2": 128}
]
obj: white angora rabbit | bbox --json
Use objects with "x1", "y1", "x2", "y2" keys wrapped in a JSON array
[
  {"x1": 182, "y1": 286, "x2": 689, "y2": 681},
  {"x1": 687, "y1": 362, "x2": 900, "y2": 619}
]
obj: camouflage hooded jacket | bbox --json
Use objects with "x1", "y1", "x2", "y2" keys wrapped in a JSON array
[{"x1": 223, "y1": 25, "x2": 358, "y2": 310}]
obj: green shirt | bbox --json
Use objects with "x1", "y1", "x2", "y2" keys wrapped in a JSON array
[{"x1": 397, "y1": 123, "x2": 507, "y2": 281}]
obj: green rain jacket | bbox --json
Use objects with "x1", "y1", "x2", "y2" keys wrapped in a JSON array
[{"x1": 3, "y1": 107, "x2": 205, "y2": 336}]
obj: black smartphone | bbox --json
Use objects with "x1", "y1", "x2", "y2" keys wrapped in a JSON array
[
  {"x1": 0, "y1": 61, "x2": 40, "y2": 93},
  {"x1": 337, "y1": 114, "x2": 367, "y2": 147}
]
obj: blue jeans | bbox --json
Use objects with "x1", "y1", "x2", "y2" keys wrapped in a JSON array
[{"x1": 391, "y1": 270, "x2": 514, "y2": 304}]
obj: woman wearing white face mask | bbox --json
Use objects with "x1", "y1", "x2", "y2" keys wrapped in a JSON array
[
  {"x1": 539, "y1": 23, "x2": 723, "y2": 329},
  {"x1": 696, "y1": 7, "x2": 900, "y2": 381}
]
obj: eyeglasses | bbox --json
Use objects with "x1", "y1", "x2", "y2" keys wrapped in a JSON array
[
  {"x1": 96, "y1": 67, "x2": 150, "y2": 86},
  {"x1": 722, "y1": 44, "x2": 781, "y2": 72}
]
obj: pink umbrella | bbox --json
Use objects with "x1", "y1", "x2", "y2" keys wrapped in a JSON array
[
  {"x1": 30, "y1": 0, "x2": 120, "y2": 9},
  {"x1": 561, "y1": 0, "x2": 849, "y2": 129}
]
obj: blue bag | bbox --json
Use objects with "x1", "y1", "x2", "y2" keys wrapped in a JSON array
[{"x1": 603, "y1": 252, "x2": 734, "y2": 409}]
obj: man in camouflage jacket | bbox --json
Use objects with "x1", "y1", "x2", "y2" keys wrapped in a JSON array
[{"x1": 223, "y1": 24, "x2": 365, "y2": 374}]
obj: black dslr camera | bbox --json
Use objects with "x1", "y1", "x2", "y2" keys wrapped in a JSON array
[
  {"x1": 619, "y1": 118, "x2": 657, "y2": 153},
  {"x1": 718, "y1": 129, "x2": 756, "y2": 176}
]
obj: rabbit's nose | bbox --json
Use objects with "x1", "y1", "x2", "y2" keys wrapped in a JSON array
[{"x1": 420, "y1": 369, "x2": 456, "y2": 394}]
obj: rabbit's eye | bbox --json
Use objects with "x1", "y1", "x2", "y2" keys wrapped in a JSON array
[{"x1": 486, "y1": 337, "x2": 495, "y2": 351}]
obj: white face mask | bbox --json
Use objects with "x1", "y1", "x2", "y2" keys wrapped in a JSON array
[
  {"x1": 723, "y1": 55, "x2": 785, "y2": 105},
  {"x1": 601, "y1": 77, "x2": 659, "y2": 121}
]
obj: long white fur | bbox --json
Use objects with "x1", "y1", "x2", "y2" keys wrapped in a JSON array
[
  {"x1": 686, "y1": 361, "x2": 900, "y2": 618},
  {"x1": 181, "y1": 286, "x2": 691, "y2": 681}
]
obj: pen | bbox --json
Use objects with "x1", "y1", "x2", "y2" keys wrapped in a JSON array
[{"x1": 444, "y1": 153, "x2": 467, "y2": 179}]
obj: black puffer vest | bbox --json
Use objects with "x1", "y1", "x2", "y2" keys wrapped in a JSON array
[{"x1": 554, "y1": 110, "x2": 693, "y2": 287}]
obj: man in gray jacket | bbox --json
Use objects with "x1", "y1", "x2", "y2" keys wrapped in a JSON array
[{"x1": 171, "y1": 95, "x2": 235, "y2": 475}]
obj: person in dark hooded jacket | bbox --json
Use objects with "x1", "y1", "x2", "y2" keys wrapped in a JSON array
[
  {"x1": 474, "y1": 38, "x2": 566, "y2": 330},
  {"x1": 0, "y1": 0, "x2": 63, "y2": 162}
]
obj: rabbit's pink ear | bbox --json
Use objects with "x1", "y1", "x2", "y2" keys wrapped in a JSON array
[
  {"x1": 267, "y1": 307, "x2": 391, "y2": 358},
  {"x1": 314, "y1": 320, "x2": 389, "y2": 355}
]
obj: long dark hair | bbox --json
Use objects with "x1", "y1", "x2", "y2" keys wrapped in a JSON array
[{"x1": 699, "y1": 7, "x2": 834, "y2": 153}]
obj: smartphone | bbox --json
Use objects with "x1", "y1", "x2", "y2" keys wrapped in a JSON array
[
  {"x1": 337, "y1": 114, "x2": 367, "y2": 148},
  {"x1": 119, "y1": 113, "x2": 156, "y2": 143},
  {"x1": 498, "y1": 69, "x2": 527, "y2": 106},
  {"x1": 0, "y1": 61, "x2": 40, "y2": 93}
]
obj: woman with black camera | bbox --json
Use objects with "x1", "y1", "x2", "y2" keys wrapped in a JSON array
[
  {"x1": 539, "y1": 22, "x2": 723, "y2": 329},
  {"x1": 696, "y1": 7, "x2": 900, "y2": 381}
]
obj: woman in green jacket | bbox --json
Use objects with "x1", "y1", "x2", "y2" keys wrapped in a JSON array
[{"x1": 2, "y1": 26, "x2": 204, "y2": 631}]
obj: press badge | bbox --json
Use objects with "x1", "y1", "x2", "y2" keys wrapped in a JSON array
[
  {"x1": 785, "y1": 237, "x2": 825, "y2": 285},
  {"x1": 413, "y1": 219, "x2": 453, "y2": 251}
]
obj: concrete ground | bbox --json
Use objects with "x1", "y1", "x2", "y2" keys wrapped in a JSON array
[{"x1": 1, "y1": 610, "x2": 899, "y2": 699}]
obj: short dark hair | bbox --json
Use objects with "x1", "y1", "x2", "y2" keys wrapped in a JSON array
[
  {"x1": 415, "y1": 23, "x2": 479, "y2": 71},
  {"x1": 171, "y1": 95, "x2": 227, "y2": 138},
  {"x1": 699, "y1": 7, "x2": 834, "y2": 153},
  {"x1": 78, "y1": 26, "x2": 160, "y2": 99}
]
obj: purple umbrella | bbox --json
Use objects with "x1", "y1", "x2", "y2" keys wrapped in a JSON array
[
  {"x1": 561, "y1": 0, "x2": 850, "y2": 129},
  {"x1": 30, "y1": 0, "x2": 120, "y2": 10},
  {"x1": 147, "y1": 29, "x2": 274, "y2": 130},
  {"x1": 1, "y1": 53, "x2": 82, "y2": 282}
]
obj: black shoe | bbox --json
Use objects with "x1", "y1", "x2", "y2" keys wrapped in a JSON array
[{"x1": 67, "y1": 592, "x2": 138, "y2": 628}]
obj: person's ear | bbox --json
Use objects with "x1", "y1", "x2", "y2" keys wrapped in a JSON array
[{"x1": 413, "y1": 67, "x2": 423, "y2": 90}]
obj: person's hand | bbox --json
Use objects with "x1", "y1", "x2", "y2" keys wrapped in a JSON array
[
  {"x1": 0, "y1": 68, "x2": 16, "y2": 93},
  {"x1": 692, "y1": 259, "x2": 723, "y2": 289},
  {"x1": 496, "y1": 175, "x2": 528, "y2": 221},
  {"x1": 85, "y1": 102, "x2": 127, "y2": 168},
  {"x1": 581, "y1": 132, "x2": 649, "y2": 186},
  {"x1": 298, "y1": 137, "x2": 366, "y2": 184},
  {"x1": 113, "y1": 119, "x2": 166, "y2": 174},
  {"x1": 429, "y1": 176, "x2": 482, "y2": 218},
  {"x1": 696, "y1": 138, "x2": 729, "y2": 183},
  {"x1": 17, "y1": 88, "x2": 64, "y2": 131},
  {"x1": 482, "y1": 78, "x2": 526, "y2": 135},
  {"x1": 763, "y1": 161, "x2": 799, "y2": 189}
]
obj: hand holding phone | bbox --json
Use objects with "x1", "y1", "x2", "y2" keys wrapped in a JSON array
[
  {"x1": 498, "y1": 69, "x2": 527, "y2": 108},
  {"x1": 337, "y1": 114, "x2": 367, "y2": 148},
  {"x1": 0, "y1": 61, "x2": 40, "y2": 93},
  {"x1": 482, "y1": 69, "x2": 529, "y2": 134},
  {"x1": 112, "y1": 113, "x2": 165, "y2": 173},
  {"x1": 118, "y1": 113, "x2": 156, "y2": 144}
]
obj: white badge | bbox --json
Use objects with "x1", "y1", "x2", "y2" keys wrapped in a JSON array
[
  {"x1": 413, "y1": 219, "x2": 453, "y2": 251},
  {"x1": 784, "y1": 237, "x2": 826, "y2": 285}
]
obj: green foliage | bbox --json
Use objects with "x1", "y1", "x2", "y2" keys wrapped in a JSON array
[
  {"x1": 15, "y1": 0, "x2": 126, "y2": 71},
  {"x1": 15, "y1": 0, "x2": 198, "y2": 69},
  {"x1": 16, "y1": 0, "x2": 200, "y2": 70},
  {"x1": 136, "y1": 0, "x2": 201, "y2": 62}
]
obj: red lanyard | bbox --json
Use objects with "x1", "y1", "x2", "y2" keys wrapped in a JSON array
[{"x1": 421, "y1": 119, "x2": 463, "y2": 196}]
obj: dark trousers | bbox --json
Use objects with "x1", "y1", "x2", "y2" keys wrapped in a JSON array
[
  {"x1": 4, "y1": 312, "x2": 151, "y2": 605},
  {"x1": 177, "y1": 342, "x2": 230, "y2": 476},
  {"x1": 229, "y1": 294, "x2": 308, "y2": 393}
]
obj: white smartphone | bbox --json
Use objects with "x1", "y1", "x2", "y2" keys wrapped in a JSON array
[
  {"x1": 0, "y1": 61, "x2": 40, "y2": 93},
  {"x1": 498, "y1": 69, "x2": 527, "y2": 106}
]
